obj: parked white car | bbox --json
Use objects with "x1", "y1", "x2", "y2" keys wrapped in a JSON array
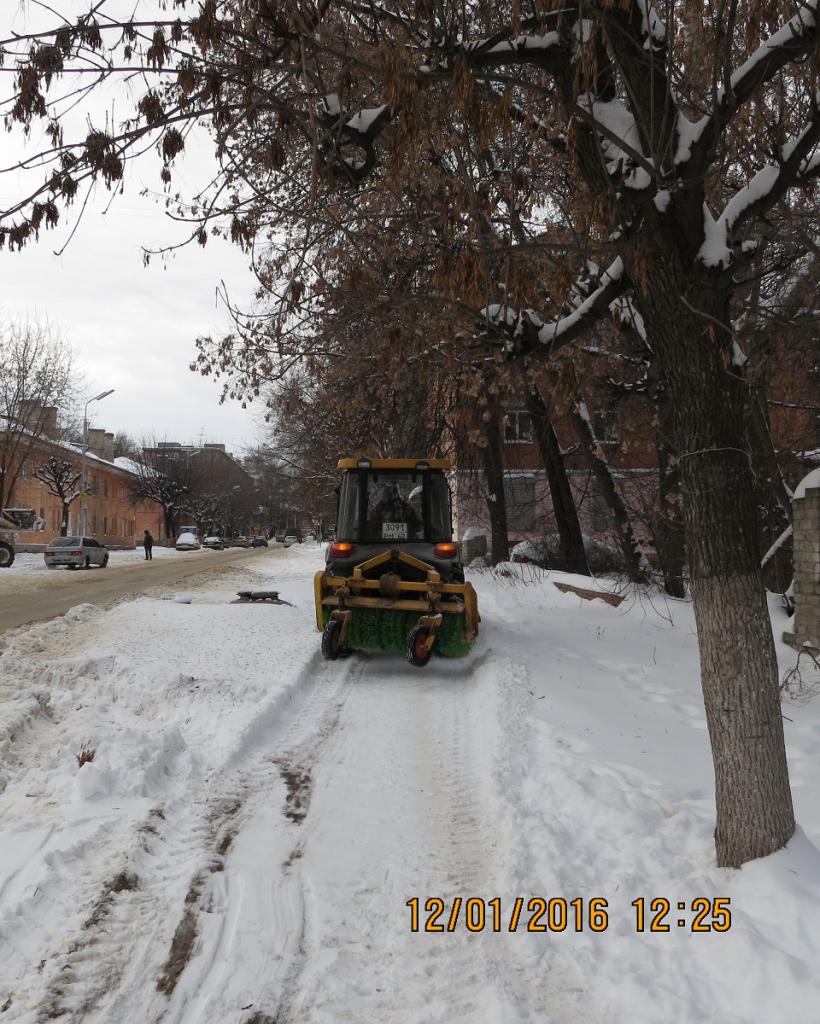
[
  {"x1": 175, "y1": 532, "x2": 201, "y2": 551},
  {"x1": 283, "y1": 535, "x2": 299, "y2": 547},
  {"x1": 44, "y1": 536, "x2": 109, "y2": 569}
]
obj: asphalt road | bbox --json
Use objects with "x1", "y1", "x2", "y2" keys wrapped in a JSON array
[{"x1": 0, "y1": 547, "x2": 281, "y2": 634}]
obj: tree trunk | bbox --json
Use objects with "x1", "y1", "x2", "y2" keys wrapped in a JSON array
[
  {"x1": 524, "y1": 382, "x2": 589, "y2": 575},
  {"x1": 651, "y1": 389, "x2": 687, "y2": 597},
  {"x1": 653, "y1": 443, "x2": 686, "y2": 597},
  {"x1": 639, "y1": 262, "x2": 794, "y2": 868},
  {"x1": 60, "y1": 503, "x2": 69, "y2": 536},
  {"x1": 479, "y1": 395, "x2": 510, "y2": 566},
  {"x1": 567, "y1": 385, "x2": 648, "y2": 582},
  {"x1": 164, "y1": 507, "x2": 176, "y2": 541}
]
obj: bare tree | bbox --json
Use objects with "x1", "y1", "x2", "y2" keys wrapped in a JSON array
[
  {"x1": 0, "y1": 318, "x2": 75, "y2": 510},
  {"x1": 128, "y1": 442, "x2": 194, "y2": 540},
  {"x1": 33, "y1": 456, "x2": 81, "y2": 536}
]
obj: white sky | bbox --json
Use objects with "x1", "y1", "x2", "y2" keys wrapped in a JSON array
[{"x1": 0, "y1": 2, "x2": 267, "y2": 452}]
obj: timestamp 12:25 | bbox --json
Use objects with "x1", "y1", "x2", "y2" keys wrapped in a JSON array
[{"x1": 632, "y1": 897, "x2": 731, "y2": 932}]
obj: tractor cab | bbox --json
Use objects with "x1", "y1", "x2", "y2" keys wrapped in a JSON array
[
  {"x1": 327, "y1": 458, "x2": 463, "y2": 583},
  {"x1": 315, "y1": 458, "x2": 479, "y2": 667}
]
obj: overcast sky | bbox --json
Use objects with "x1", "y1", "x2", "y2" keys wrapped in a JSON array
[{"x1": 1, "y1": 3, "x2": 266, "y2": 453}]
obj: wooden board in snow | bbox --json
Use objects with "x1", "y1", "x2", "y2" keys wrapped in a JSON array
[{"x1": 236, "y1": 589, "x2": 285, "y2": 603}]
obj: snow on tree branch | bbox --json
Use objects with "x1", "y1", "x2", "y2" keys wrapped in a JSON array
[
  {"x1": 700, "y1": 107, "x2": 820, "y2": 267},
  {"x1": 480, "y1": 256, "x2": 626, "y2": 357},
  {"x1": 537, "y1": 257, "x2": 625, "y2": 348},
  {"x1": 679, "y1": 1, "x2": 819, "y2": 175},
  {"x1": 574, "y1": 95, "x2": 655, "y2": 188}
]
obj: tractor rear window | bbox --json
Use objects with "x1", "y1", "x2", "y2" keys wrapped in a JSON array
[
  {"x1": 336, "y1": 469, "x2": 452, "y2": 543},
  {"x1": 364, "y1": 473, "x2": 425, "y2": 542}
]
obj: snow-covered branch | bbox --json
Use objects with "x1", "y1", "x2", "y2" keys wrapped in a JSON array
[
  {"x1": 480, "y1": 256, "x2": 627, "y2": 357},
  {"x1": 537, "y1": 257, "x2": 625, "y2": 349},
  {"x1": 574, "y1": 96, "x2": 655, "y2": 187},
  {"x1": 679, "y1": 1, "x2": 819, "y2": 175},
  {"x1": 700, "y1": 109, "x2": 820, "y2": 267}
]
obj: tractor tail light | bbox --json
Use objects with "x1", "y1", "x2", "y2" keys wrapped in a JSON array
[
  {"x1": 330, "y1": 542, "x2": 354, "y2": 558},
  {"x1": 434, "y1": 543, "x2": 458, "y2": 558}
]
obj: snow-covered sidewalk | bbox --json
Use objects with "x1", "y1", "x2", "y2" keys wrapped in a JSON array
[{"x1": 0, "y1": 545, "x2": 818, "y2": 1023}]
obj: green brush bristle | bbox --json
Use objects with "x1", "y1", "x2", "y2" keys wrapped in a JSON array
[{"x1": 322, "y1": 607, "x2": 473, "y2": 657}]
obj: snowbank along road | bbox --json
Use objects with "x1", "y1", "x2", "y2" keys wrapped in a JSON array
[{"x1": 1, "y1": 545, "x2": 819, "y2": 1023}]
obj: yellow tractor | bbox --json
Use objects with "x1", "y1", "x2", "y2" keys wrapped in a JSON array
[{"x1": 314, "y1": 458, "x2": 480, "y2": 667}]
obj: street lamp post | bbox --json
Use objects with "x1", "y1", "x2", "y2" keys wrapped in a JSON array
[
  {"x1": 79, "y1": 389, "x2": 115, "y2": 536},
  {"x1": 224, "y1": 484, "x2": 241, "y2": 537}
]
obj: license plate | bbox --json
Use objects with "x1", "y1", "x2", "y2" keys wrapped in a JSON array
[{"x1": 382, "y1": 522, "x2": 408, "y2": 540}]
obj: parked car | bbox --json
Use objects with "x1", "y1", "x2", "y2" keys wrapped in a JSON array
[
  {"x1": 231, "y1": 536, "x2": 252, "y2": 548},
  {"x1": 283, "y1": 535, "x2": 299, "y2": 547},
  {"x1": 274, "y1": 532, "x2": 286, "y2": 543},
  {"x1": 44, "y1": 536, "x2": 109, "y2": 569},
  {"x1": 202, "y1": 536, "x2": 225, "y2": 550},
  {"x1": 251, "y1": 537, "x2": 268, "y2": 547},
  {"x1": 175, "y1": 532, "x2": 202, "y2": 551}
]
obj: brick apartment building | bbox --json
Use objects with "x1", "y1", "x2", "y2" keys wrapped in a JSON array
[
  {"x1": 452, "y1": 352, "x2": 819, "y2": 553},
  {"x1": 1, "y1": 407, "x2": 164, "y2": 547}
]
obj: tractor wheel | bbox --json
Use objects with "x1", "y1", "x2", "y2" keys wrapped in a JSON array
[
  {"x1": 406, "y1": 625, "x2": 432, "y2": 668},
  {"x1": 321, "y1": 618, "x2": 343, "y2": 660},
  {"x1": 0, "y1": 542, "x2": 14, "y2": 568}
]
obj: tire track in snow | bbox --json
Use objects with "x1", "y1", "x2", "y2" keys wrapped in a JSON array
[
  {"x1": 153, "y1": 657, "x2": 362, "y2": 1024},
  {"x1": 279, "y1": 649, "x2": 536, "y2": 1024},
  {"x1": 4, "y1": 651, "x2": 351, "y2": 1024}
]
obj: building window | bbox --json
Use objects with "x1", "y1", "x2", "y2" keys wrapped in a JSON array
[
  {"x1": 504, "y1": 410, "x2": 533, "y2": 444},
  {"x1": 103, "y1": 516, "x2": 108, "y2": 535},
  {"x1": 503, "y1": 475, "x2": 536, "y2": 531},
  {"x1": 103, "y1": 478, "x2": 108, "y2": 497}
]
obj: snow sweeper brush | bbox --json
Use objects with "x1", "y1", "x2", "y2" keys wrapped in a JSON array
[{"x1": 314, "y1": 458, "x2": 480, "y2": 667}]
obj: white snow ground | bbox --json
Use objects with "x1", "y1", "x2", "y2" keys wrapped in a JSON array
[{"x1": 0, "y1": 545, "x2": 818, "y2": 1024}]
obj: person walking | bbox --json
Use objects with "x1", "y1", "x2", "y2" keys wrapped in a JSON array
[{"x1": 143, "y1": 529, "x2": 153, "y2": 560}]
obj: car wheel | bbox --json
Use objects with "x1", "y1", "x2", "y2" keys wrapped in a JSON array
[
  {"x1": 68, "y1": 564, "x2": 78, "y2": 570},
  {"x1": 0, "y1": 542, "x2": 14, "y2": 568},
  {"x1": 84, "y1": 557, "x2": 91, "y2": 570},
  {"x1": 102, "y1": 555, "x2": 109, "y2": 568}
]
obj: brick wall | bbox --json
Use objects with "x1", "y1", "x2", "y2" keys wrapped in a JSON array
[{"x1": 7, "y1": 445, "x2": 164, "y2": 547}]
